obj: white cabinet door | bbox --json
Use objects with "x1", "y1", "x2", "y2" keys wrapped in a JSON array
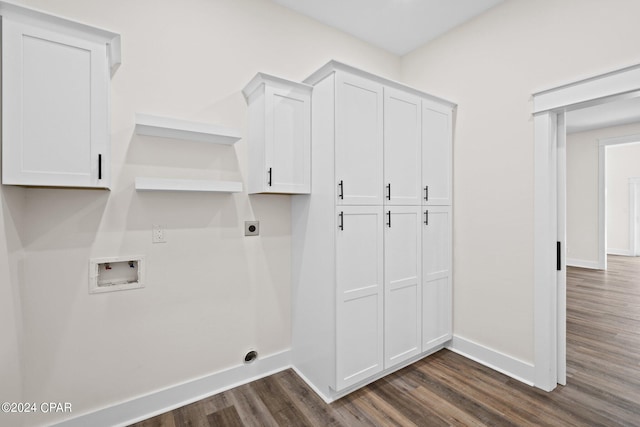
[
  {"x1": 384, "y1": 205, "x2": 422, "y2": 368},
  {"x1": 422, "y1": 100, "x2": 453, "y2": 206},
  {"x1": 384, "y1": 88, "x2": 422, "y2": 206},
  {"x1": 2, "y1": 19, "x2": 110, "y2": 188},
  {"x1": 264, "y1": 85, "x2": 311, "y2": 194},
  {"x1": 335, "y1": 72, "x2": 383, "y2": 205},
  {"x1": 336, "y1": 206, "x2": 384, "y2": 390},
  {"x1": 422, "y1": 206, "x2": 452, "y2": 351}
]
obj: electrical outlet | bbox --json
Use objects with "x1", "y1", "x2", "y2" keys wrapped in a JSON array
[
  {"x1": 152, "y1": 224, "x2": 166, "y2": 243},
  {"x1": 245, "y1": 221, "x2": 259, "y2": 236}
]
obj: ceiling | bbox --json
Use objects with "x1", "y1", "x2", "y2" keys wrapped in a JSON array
[
  {"x1": 269, "y1": 0, "x2": 640, "y2": 133},
  {"x1": 271, "y1": 0, "x2": 504, "y2": 56},
  {"x1": 566, "y1": 96, "x2": 640, "y2": 134}
]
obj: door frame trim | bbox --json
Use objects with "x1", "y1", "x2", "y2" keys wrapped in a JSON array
[
  {"x1": 532, "y1": 63, "x2": 640, "y2": 391},
  {"x1": 598, "y1": 134, "x2": 640, "y2": 262},
  {"x1": 630, "y1": 177, "x2": 640, "y2": 257}
]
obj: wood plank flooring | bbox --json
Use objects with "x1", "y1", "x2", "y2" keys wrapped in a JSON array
[{"x1": 130, "y1": 255, "x2": 640, "y2": 427}]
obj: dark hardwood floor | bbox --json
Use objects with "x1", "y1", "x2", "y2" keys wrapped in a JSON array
[{"x1": 131, "y1": 255, "x2": 640, "y2": 427}]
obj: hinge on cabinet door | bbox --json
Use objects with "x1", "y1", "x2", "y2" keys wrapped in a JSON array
[
  {"x1": 338, "y1": 211, "x2": 344, "y2": 230},
  {"x1": 557, "y1": 241, "x2": 561, "y2": 271},
  {"x1": 267, "y1": 168, "x2": 272, "y2": 186}
]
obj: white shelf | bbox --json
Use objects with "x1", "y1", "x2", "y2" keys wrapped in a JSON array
[
  {"x1": 135, "y1": 113, "x2": 241, "y2": 145},
  {"x1": 135, "y1": 177, "x2": 242, "y2": 193}
]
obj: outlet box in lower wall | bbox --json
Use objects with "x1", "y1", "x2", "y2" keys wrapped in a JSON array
[{"x1": 89, "y1": 256, "x2": 145, "y2": 294}]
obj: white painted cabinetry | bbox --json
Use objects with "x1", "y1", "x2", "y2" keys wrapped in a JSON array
[
  {"x1": 243, "y1": 73, "x2": 312, "y2": 194},
  {"x1": 421, "y1": 99, "x2": 453, "y2": 351},
  {"x1": 335, "y1": 72, "x2": 384, "y2": 205},
  {"x1": 422, "y1": 99, "x2": 453, "y2": 205},
  {"x1": 422, "y1": 206, "x2": 453, "y2": 350},
  {"x1": 384, "y1": 205, "x2": 422, "y2": 368},
  {"x1": 384, "y1": 88, "x2": 422, "y2": 206},
  {"x1": 0, "y1": 2, "x2": 120, "y2": 188},
  {"x1": 335, "y1": 206, "x2": 384, "y2": 389},
  {"x1": 292, "y1": 61, "x2": 454, "y2": 402}
]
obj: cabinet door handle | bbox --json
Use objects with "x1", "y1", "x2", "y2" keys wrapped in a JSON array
[
  {"x1": 424, "y1": 210, "x2": 429, "y2": 226},
  {"x1": 557, "y1": 241, "x2": 561, "y2": 271},
  {"x1": 338, "y1": 180, "x2": 344, "y2": 200},
  {"x1": 387, "y1": 211, "x2": 391, "y2": 228},
  {"x1": 386, "y1": 183, "x2": 391, "y2": 200},
  {"x1": 424, "y1": 185, "x2": 429, "y2": 201},
  {"x1": 267, "y1": 168, "x2": 272, "y2": 187},
  {"x1": 98, "y1": 154, "x2": 102, "y2": 180},
  {"x1": 339, "y1": 211, "x2": 344, "y2": 230}
]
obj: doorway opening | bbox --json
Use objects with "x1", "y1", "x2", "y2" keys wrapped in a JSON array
[
  {"x1": 565, "y1": 122, "x2": 640, "y2": 271},
  {"x1": 532, "y1": 62, "x2": 640, "y2": 391},
  {"x1": 602, "y1": 141, "x2": 640, "y2": 257}
]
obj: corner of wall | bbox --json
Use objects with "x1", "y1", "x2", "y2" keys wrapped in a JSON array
[{"x1": 0, "y1": 184, "x2": 27, "y2": 425}]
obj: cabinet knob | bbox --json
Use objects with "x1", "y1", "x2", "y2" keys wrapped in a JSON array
[
  {"x1": 267, "y1": 168, "x2": 272, "y2": 187},
  {"x1": 424, "y1": 185, "x2": 429, "y2": 201},
  {"x1": 98, "y1": 154, "x2": 102, "y2": 180},
  {"x1": 338, "y1": 180, "x2": 344, "y2": 200},
  {"x1": 386, "y1": 183, "x2": 391, "y2": 200}
]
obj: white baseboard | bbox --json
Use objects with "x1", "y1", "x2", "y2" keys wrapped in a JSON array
[
  {"x1": 52, "y1": 350, "x2": 292, "y2": 427},
  {"x1": 566, "y1": 258, "x2": 604, "y2": 270},
  {"x1": 447, "y1": 336, "x2": 534, "y2": 386},
  {"x1": 52, "y1": 338, "x2": 536, "y2": 426},
  {"x1": 291, "y1": 366, "x2": 334, "y2": 404},
  {"x1": 607, "y1": 248, "x2": 634, "y2": 256},
  {"x1": 293, "y1": 344, "x2": 447, "y2": 404}
]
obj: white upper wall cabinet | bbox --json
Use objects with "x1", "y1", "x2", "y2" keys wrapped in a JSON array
[
  {"x1": 0, "y1": 2, "x2": 121, "y2": 189},
  {"x1": 243, "y1": 73, "x2": 312, "y2": 194}
]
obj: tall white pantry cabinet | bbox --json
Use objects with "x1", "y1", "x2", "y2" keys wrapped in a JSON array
[{"x1": 292, "y1": 61, "x2": 454, "y2": 401}]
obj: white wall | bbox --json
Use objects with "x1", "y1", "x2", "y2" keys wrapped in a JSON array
[
  {"x1": 3, "y1": 0, "x2": 399, "y2": 425},
  {"x1": 401, "y1": 0, "x2": 640, "y2": 363},
  {"x1": 607, "y1": 141, "x2": 640, "y2": 254},
  {"x1": 7, "y1": 0, "x2": 640, "y2": 422},
  {"x1": 0, "y1": 185, "x2": 26, "y2": 427},
  {"x1": 565, "y1": 123, "x2": 640, "y2": 266}
]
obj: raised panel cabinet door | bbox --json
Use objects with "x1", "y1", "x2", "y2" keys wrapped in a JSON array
[
  {"x1": 335, "y1": 72, "x2": 383, "y2": 205},
  {"x1": 384, "y1": 206, "x2": 422, "y2": 368},
  {"x1": 422, "y1": 206, "x2": 452, "y2": 350},
  {"x1": 335, "y1": 206, "x2": 384, "y2": 390},
  {"x1": 384, "y1": 88, "x2": 422, "y2": 206},
  {"x1": 422, "y1": 100, "x2": 453, "y2": 206},
  {"x1": 264, "y1": 85, "x2": 311, "y2": 193},
  {"x1": 2, "y1": 19, "x2": 110, "y2": 188}
]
